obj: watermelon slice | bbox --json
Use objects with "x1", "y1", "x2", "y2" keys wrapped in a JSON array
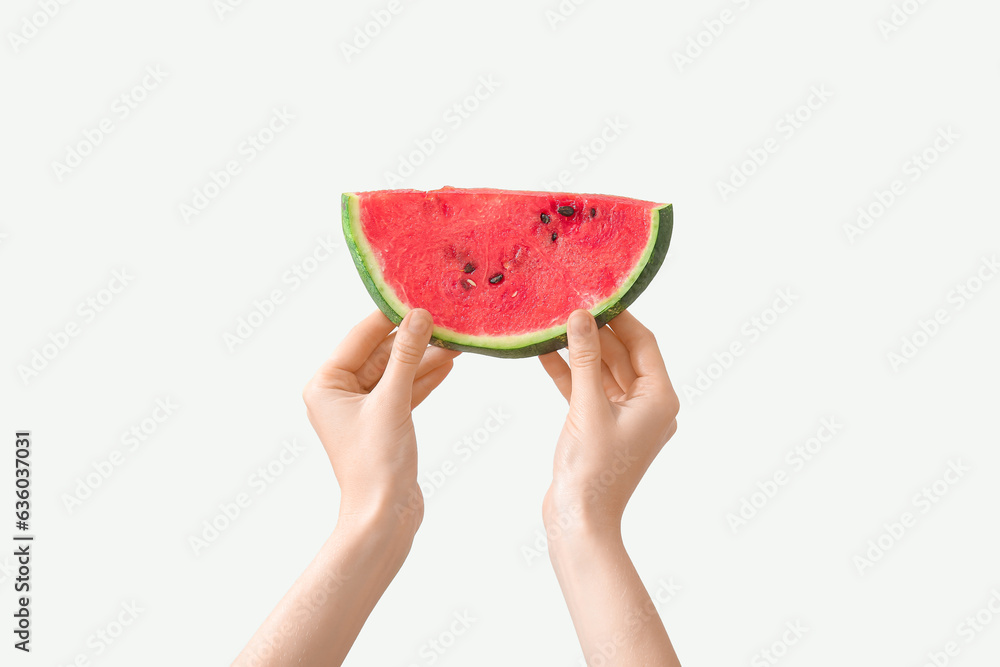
[{"x1": 341, "y1": 187, "x2": 672, "y2": 358}]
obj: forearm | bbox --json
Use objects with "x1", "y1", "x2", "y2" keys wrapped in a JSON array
[
  {"x1": 547, "y1": 515, "x2": 680, "y2": 667},
  {"x1": 233, "y1": 508, "x2": 417, "y2": 667}
]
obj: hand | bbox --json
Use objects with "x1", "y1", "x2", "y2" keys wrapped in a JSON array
[
  {"x1": 538, "y1": 309, "x2": 682, "y2": 667},
  {"x1": 539, "y1": 309, "x2": 679, "y2": 533},
  {"x1": 302, "y1": 308, "x2": 459, "y2": 528},
  {"x1": 235, "y1": 309, "x2": 459, "y2": 667}
]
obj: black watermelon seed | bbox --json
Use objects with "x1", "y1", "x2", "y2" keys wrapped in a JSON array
[
  {"x1": 551, "y1": 232, "x2": 558, "y2": 241},
  {"x1": 557, "y1": 205, "x2": 575, "y2": 217},
  {"x1": 462, "y1": 262, "x2": 476, "y2": 273},
  {"x1": 489, "y1": 273, "x2": 504, "y2": 284},
  {"x1": 540, "y1": 213, "x2": 550, "y2": 224},
  {"x1": 590, "y1": 207, "x2": 597, "y2": 217}
]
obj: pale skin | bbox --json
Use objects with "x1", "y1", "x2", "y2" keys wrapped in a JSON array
[{"x1": 234, "y1": 307, "x2": 681, "y2": 666}]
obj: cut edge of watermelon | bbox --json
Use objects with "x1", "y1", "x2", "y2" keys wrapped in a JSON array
[{"x1": 341, "y1": 193, "x2": 673, "y2": 358}]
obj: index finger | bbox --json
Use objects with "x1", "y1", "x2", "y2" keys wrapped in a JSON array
[
  {"x1": 606, "y1": 309, "x2": 670, "y2": 382},
  {"x1": 318, "y1": 310, "x2": 397, "y2": 377}
]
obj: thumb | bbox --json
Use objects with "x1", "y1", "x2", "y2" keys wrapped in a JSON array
[
  {"x1": 566, "y1": 310, "x2": 607, "y2": 412},
  {"x1": 377, "y1": 309, "x2": 434, "y2": 408}
]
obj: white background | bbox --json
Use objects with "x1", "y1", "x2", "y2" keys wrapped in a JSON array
[{"x1": 2, "y1": 0, "x2": 999, "y2": 665}]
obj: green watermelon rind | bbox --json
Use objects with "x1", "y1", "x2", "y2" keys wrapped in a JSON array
[{"x1": 341, "y1": 193, "x2": 672, "y2": 359}]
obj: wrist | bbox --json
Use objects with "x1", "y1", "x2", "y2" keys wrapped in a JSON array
[
  {"x1": 331, "y1": 499, "x2": 421, "y2": 575},
  {"x1": 544, "y1": 511, "x2": 626, "y2": 573},
  {"x1": 338, "y1": 483, "x2": 423, "y2": 539},
  {"x1": 542, "y1": 485, "x2": 622, "y2": 547}
]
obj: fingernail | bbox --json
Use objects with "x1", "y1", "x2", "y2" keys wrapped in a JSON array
[
  {"x1": 569, "y1": 311, "x2": 591, "y2": 338},
  {"x1": 408, "y1": 309, "x2": 431, "y2": 336}
]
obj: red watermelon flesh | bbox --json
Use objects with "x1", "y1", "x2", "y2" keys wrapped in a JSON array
[{"x1": 342, "y1": 187, "x2": 672, "y2": 358}]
